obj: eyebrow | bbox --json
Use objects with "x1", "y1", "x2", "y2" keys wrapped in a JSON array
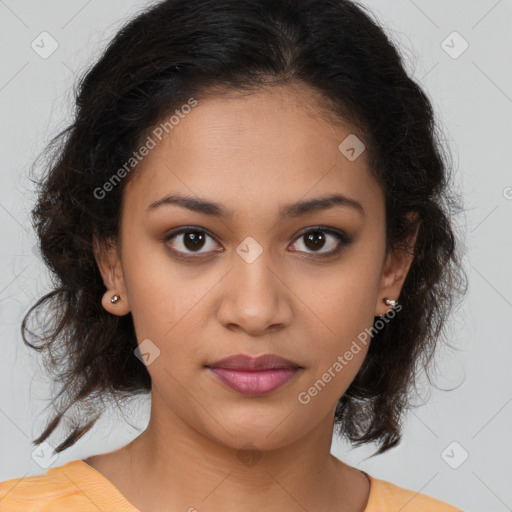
[{"x1": 146, "y1": 193, "x2": 365, "y2": 218}]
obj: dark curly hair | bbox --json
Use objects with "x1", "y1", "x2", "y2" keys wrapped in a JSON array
[{"x1": 22, "y1": 0, "x2": 467, "y2": 455}]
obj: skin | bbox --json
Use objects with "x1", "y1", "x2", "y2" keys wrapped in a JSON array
[{"x1": 88, "y1": 82, "x2": 419, "y2": 512}]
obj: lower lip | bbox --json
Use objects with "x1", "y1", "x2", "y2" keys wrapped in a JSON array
[{"x1": 208, "y1": 367, "x2": 299, "y2": 396}]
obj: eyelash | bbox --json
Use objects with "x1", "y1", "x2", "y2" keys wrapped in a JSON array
[{"x1": 163, "y1": 225, "x2": 353, "y2": 261}]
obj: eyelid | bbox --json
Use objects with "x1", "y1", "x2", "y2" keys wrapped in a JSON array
[
  {"x1": 290, "y1": 226, "x2": 352, "y2": 258},
  {"x1": 163, "y1": 226, "x2": 222, "y2": 258},
  {"x1": 294, "y1": 225, "x2": 352, "y2": 244},
  {"x1": 164, "y1": 225, "x2": 217, "y2": 242}
]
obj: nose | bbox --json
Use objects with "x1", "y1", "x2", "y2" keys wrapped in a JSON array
[{"x1": 216, "y1": 249, "x2": 293, "y2": 336}]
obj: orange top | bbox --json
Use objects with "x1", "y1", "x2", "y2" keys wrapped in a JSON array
[{"x1": 0, "y1": 460, "x2": 462, "y2": 511}]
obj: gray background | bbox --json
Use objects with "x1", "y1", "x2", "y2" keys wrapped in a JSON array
[{"x1": 0, "y1": 1, "x2": 511, "y2": 511}]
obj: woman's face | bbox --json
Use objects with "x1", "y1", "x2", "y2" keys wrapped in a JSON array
[{"x1": 96, "y1": 82, "x2": 414, "y2": 451}]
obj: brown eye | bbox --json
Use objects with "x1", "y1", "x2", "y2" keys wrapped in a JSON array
[
  {"x1": 304, "y1": 231, "x2": 328, "y2": 251},
  {"x1": 165, "y1": 228, "x2": 220, "y2": 256},
  {"x1": 290, "y1": 227, "x2": 351, "y2": 256},
  {"x1": 182, "y1": 231, "x2": 207, "y2": 251}
]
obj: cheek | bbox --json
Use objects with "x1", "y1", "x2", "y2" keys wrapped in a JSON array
[
  {"x1": 127, "y1": 275, "x2": 206, "y2": 347},
  {"x1": 120, "y1": 244, "x2": 190, "y2": 340},
  {"x1": 305, "y1": 258, "x2": 381, "y2": 342},
  {"x1": 297, "y1": 299, "x2": 374, "y2": 412},
  {"x1": 121, "y1": 246, "x2": 223, "y2": 374},
  {"x1": 300, "y1": 250, "x2": 383, "y2": 387}
]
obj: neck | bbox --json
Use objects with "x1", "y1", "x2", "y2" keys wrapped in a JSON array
[{"x1": 116, "y1": 390, "x2": 369, "y2": 512}]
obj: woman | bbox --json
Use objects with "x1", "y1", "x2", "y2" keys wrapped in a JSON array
[{"x1": 0, "y1": 0, "x2": 466, "y2": 510}]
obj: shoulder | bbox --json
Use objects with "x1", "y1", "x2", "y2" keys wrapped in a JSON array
[
  {"x1": 0, "y1": 461, "x2": 86, "y2": 511},
  {"x1": 366, "y1": 474, "x2": 463, "y2": 512},
  {"x1": 0, "y1": 460, "x2": 138, "y2": 511}
]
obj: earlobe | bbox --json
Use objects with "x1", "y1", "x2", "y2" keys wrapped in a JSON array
[
  {"x1": 379, "y1": 297, "x2": 399, "y2": 317},
  {"x1": 374, "y1": 251, "x2": 413, "y2": 316},
  {"x1": 374, "y1": 213, "x2": 420, "y2": 317},
  {"x1": 101, "y1": 290, "x2": 131, "y2": 316},
  {"x1": 93, "y1": 234, "x2": 131, "y2": 316}
]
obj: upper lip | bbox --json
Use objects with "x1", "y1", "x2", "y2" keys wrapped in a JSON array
[{"x1": 207, "y1": 353, "x2": 301, "y2": 371}]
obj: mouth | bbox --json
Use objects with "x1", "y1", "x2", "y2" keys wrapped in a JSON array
[{"x1": 206, "y1": 353, "x2": 302, "y2": 396}]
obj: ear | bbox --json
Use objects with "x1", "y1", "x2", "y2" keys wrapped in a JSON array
[
  {"x1": 374, "y1": 212, "x2": 420, "y2": 317},
  {"x1": 93, "y1": 233, "x2": 131, "y2": 316}
]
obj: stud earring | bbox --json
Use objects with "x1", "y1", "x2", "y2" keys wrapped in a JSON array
[
  {"x1": 110, "y1": 294, "x2": 121, "y2": 304},
  {"x1": 384, "y1": 298, "x2": 397, "y2": 307}
]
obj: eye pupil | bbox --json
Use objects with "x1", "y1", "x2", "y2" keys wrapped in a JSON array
[
  {"x1": 305, "y1": 231, "x2": 326, "y2": 251},
  {"x1": 184, "y1": 231, "x2": 206, "y2": 251}
]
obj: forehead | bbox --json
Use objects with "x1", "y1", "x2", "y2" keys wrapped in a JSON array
[{"x1": 122, "y1": 83, "x2": 383, "y2": 223}]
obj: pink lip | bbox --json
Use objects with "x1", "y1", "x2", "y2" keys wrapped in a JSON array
[
  {"x1": 208, "y1": 353, "x2": 300, "y2": 371},
  {"x1": 209, "y1": 368, "x2": 299, "y2": 396},
  {"x1": 206, "y1": 353, "x2": 302, "y2": 396}
]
